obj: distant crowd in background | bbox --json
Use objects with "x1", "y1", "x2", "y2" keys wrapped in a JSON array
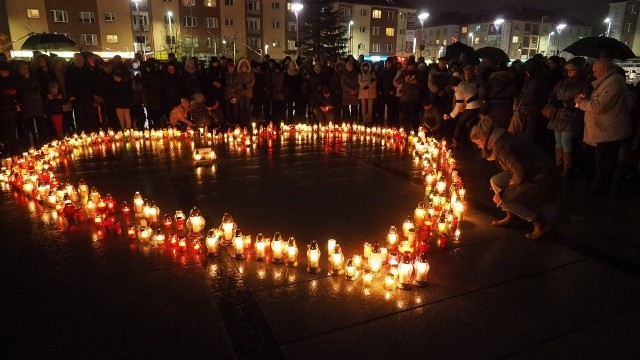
[{"x1": 0, "y1": 49, "x2": 639, "y2": 199}]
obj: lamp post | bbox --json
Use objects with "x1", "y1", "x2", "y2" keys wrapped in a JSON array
[
  {"x1": 604, "y1": 17, "x2": 611, "y2": 37},
  {"x1": 167, "y1": 11, "x2": 173, "y2": 51},
  {"x1": 348, "y1": 20, "x2": 354, "y2": 55},
  {"x1": 222, "y1": 39, "x2": 227, "y2": 58},
  {"x1": 555, "y1": 23, "x2": 566, "y2": 55},
  {"x1": 418, "y1": 12, "x2": 429, "y2": 58},
  {"x1": 493, "y1": 18, "x2": 505, "y2": 49},
  {"x1": 292, "y1": 3, "x2": 303, "y2": 58},
  {"x1": 468, "y1": 32, "x2": 473, "y2": 47},
  {"x1": 133, "y1": 0, "x2": 141, "y2": 54}
]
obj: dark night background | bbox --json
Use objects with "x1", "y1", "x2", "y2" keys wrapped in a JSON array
[{"x1": 405, "y1": 0, "x2": 611, "y2": 27}]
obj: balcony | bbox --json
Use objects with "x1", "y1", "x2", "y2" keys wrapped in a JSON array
[
  {"x1": 247, "y1": 28, "x2": 262, "y2": 36},
  {"x1": 133, "y1": 25, "x2": 150, "y2": 32}
]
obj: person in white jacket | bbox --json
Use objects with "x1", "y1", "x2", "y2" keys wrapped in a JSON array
[
  {"x1": 358, "y1": 62, "x2": 377, "y2": 124},
  {"x1": 444, "y1": 76, "x2": 482, "y2": 148}
]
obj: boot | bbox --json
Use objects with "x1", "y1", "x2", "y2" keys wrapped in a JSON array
[
  {"x1": 555, "y1": 148, "x2": 563, "y2": 169},
  {"x1": 491, "y1": 212, "x2": 517, "y2": 227},
  {"x1": 525, "y1": 215, "x2": 551, "y2": 240},
  {"x1": 561, "y1": 151, "x2": 572, "y2": 178}
]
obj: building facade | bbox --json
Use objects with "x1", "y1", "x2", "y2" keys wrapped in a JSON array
[
  {"x1": 1, "y1": 0, "x2": 417, "y2": 60},
  {"x1": 607, "y1": 1, "x2": 640, "y2": 56}
]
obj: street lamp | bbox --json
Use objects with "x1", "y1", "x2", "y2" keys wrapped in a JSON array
[
  {"x1": 494, "y1": 18, "x2": 505, "y2": 49},
  {"x1": 133, "y1": 0, "x2": 141, "y2": 53},
  {"x1": 555, "y1": 23, "x2": 566, "y2": 55},
  {"x1": 604, "y1": 17, "x2": 611, "y2": 37},
  {"x1": 167, "y1": 11, "x2": 173, "y2": 50},
  {"x1": 418, "y1": 12, "x2": 429, "y2": 57},
  {"x1": 468, "y1": 32, "x2": 473, "y2": 47},
  {"x1": 292, "y1": 3, "x2": 303, "y2": 57},
  {"x1": 349, "y1": 20, "x2": 354, "y2": 55}
]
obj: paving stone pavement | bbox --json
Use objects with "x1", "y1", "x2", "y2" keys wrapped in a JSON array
[{"x1": 1, "y1": 131, "x2": 639, "y2": 359}]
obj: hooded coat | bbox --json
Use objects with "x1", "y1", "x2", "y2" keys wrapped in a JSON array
[
  {"x1": 358, "y1": 63, "x2": 377, "y2": 99},
  {"x1": 237, "y1": 59, "x2": 255, "y2": 99}
]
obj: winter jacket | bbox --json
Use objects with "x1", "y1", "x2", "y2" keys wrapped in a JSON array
[
  {"x1": 65, "y1": 63, "x2": 96, "y2": 102},
  {"x1": 579, "y1": 69, "x2": 633, "y2": 144},
  {"x1": 395, "y1": 69, "x2": 420, "y2": 103},
  {"x1": 224, "y1": 71, "x2": 243, "y2": 101},
  {"x1": 14, "y1": 73, "x2": 45, "y2": 119},
  {"x1": 546, "y1": 75, "x2": 590, "y2": 132},
  {"x1": 269, "y1": 70, "x2": 285, "y2": 101},
  {"x1": 237, "y1": 59, "x2": 255, "y2": 98},
  {"x1": 480, "y1": 69, "x2": 518, "y2": 129},
  {"x1": 358, "y1": 67, "x2": 377, "y2": 99},
  {"x1": 486, "y1": 127, "x2": 557, "y2": 204},
  {"x1": 284, "y1": 67, "x2": 302, "y2": 100},
  {"x1": 340, "y1": 68, "x2": 359, "y2": 105}
]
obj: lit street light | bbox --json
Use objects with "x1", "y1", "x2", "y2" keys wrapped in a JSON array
[
  {"x1": 604, "y1": 17, "x2": 612, "y2": 37},
  {"x1": 555, "y1": 23, "x2": 567, "y2": 55},
  {"x1": 167, "y1": 11, "x2": 173, "y2": 49},
  {"x1": 292, "y1": 3, "x2": 303, "y2": 57},
  {"x1": 349, "y1": 20, "x2": 354, "y2": 55},
  {"x1": 494, "y1": 18, "x2": 505, "y2": 49},
  {"x1": 418, "y1": 12, "x2": 429, "y2": 57}
]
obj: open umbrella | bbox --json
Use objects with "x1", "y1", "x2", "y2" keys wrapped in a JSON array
[
  {"x1": 444, "y1": 41, "x2": 475, "y2": 62},
  {"x1": 562, "y1": 36, "x2": 635, "y2": 60},
  {"x1": 474, "y1": 46, "x2": 510, "y2": 63},
  {"x1": 21, "y1": 33, "x2": 76, "y2": 51}
]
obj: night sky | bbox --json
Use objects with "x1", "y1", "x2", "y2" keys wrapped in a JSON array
[{"x1": 405, "y1": 0, "x2": 610, "y2": 27}]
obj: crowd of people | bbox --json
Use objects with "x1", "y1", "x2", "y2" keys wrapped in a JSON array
[{"x1": 0, "y1": 49, "x2": 639, "y2": 228}]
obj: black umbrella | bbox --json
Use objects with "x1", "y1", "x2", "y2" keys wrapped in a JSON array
[
  {"x1": 474, "y1": 46, "x2": 510, "y2": 63},
  {"x1": 562, "y1": 36, "x2": 635, "y2": 60},
  {"x1": 21, "y1": 33, "x2": 76, "y2": 51},
  {"x1": 444, "y1": 41, "x2": 476, "y2": 62}
]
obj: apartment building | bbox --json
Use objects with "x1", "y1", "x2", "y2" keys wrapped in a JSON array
[
  {"x1": 335, "y1": 0, "x2": 416, "y2": 59},
  {"x1": 608, "y1": 1, "x2": 640, "y2": 55},
  {"x1": 1, "y1": 0, "x2": 417, "y2": 60}
]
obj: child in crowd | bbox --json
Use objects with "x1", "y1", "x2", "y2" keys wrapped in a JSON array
[{"x1": 45, "y1": 81, "x2": 66, "y2": 139}]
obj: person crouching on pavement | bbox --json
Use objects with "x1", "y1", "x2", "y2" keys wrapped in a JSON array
[
  {"x1": 313, "y1": 86, "x2": 335, "y2": 125},
  {"x1": 421, "y1": 99, "x2": 443, "y2": 138},
  {"x1": 170, "y1": 97, "x2": 194, "y2": 130},
  {"x1": 470, "y1": 115, "x2": 558, "y2": 240}
]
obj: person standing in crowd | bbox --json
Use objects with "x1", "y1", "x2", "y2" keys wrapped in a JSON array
[
  {"x1": 224, "y1": 62, "x2": 242, "y2": 125},
  {"x1": 575, "y1": 59, "x2": 633, "y2": 195},
  {"x1": 269, "y1": 63, "x2": 286, "y2": 122},
  {"x1": 445, "y1": 75, "x2": 483, "y2": 148},
  {"x1": 110, "y1": 70, "x2": 133, "y2": 130},
  {"x1": 358, "y1": 62, "x2": 377, "y2": 124},
  {"x1": 251, "y1": 62, "x2": 268, "y2": 121},
  {"x1": 0, "y1": 61, "x2": 19, "y2": 154},
  {"x1": 203, "y1": 57, "x2": 226, "y2": 118},
  {"x1": 236, "y1": 59, "x2": 255, "y2": 127},
  {"x1": 330, "y1": 61, "x2": 345, "y2": 121},
  {"x1": 379, "y1": 57, "x2": 398, "y2": 126},
  {"x1": 284, "y1": 61, "x2": 302, "y2": 123},
  {"x1": 66, "y1": 53, "x2": 98, "y2": 133},
  {"x1": 547, "y1": 59, "x2": 590, "y2": 177},
  {"x1": 470, "y1": 116, "x2": 557, "y2": 240},
  {"x1": 182, "y1": 57, "x2": 201, "y2": 99},
  {"x1": 395, "y1": 60, "x2": 421, "y2": 130},
  {"x1": 479, "y1": 63, "x2": 518, "y2": 130},
  {"x1": 518, "y1": 58, "x2": 550, "y2": 145},
  {"x1": 341, "y1": 60, "x2": 360, "y2": 121},
  {"x1": 161, "y1": 62, "x2": 184, "y2": 123},
  {"x1": 15, "y1": 60, "x2": 48, "y2": 146},
  {"x1": 44, "y1": 81, "x2": 66, "y2": 139},
  {"x1": 141, "y1": 60, "x2": 164, "y2": 129},
  {"x1": 427, "y1": 57, "x2": 451, "y2": 117},
  {"x1": 50, "y1": 57, "x2": 73, "y2": 134}
]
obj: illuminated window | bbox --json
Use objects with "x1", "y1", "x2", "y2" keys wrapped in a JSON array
[
  {"x1": 184, "y1": 16, "x2": 197, "y2": 27},
  {"x1": 474, "y1": 37, "x2": 480, "y2": 44},
  {"x1": 372, "y1": 10, "x2": 381, "y2": 19},
  {"x1": 206, "y1": 17, "x2": 219, "y2": 28},
  {"x1": 385, "y1": 28, "x2": 394, "y2": 36},
  {"x1": 26, "y1": 9, "x2": 40, "y2": 19},
  {"x1": 106, "y1": 34, "x2": 118, "y2": 44},
  {"x1": 461, "y1": 26, "x2": 468, "y2": 33},
  {"x1": 80, "y1": 33, "x2": 97, "y2": 45},
  {"x1": 204, "y1": 0, "x2": 216, "y2": 6},
  {"x1": 184, "y1": 36, "x2": 199, "y2": 47},
  {"x1": 104, "y1": 12, "x2": 116, "y2": 22},
  {"x1": 512, "y1": 35, "x2": 519, "y2": 43},
  {"x1": 288, "y1": 40, "x2": 296, "y2": 50},
  {"x1": 51, "y1": 10, "x2": 68, "y2": 23}
]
